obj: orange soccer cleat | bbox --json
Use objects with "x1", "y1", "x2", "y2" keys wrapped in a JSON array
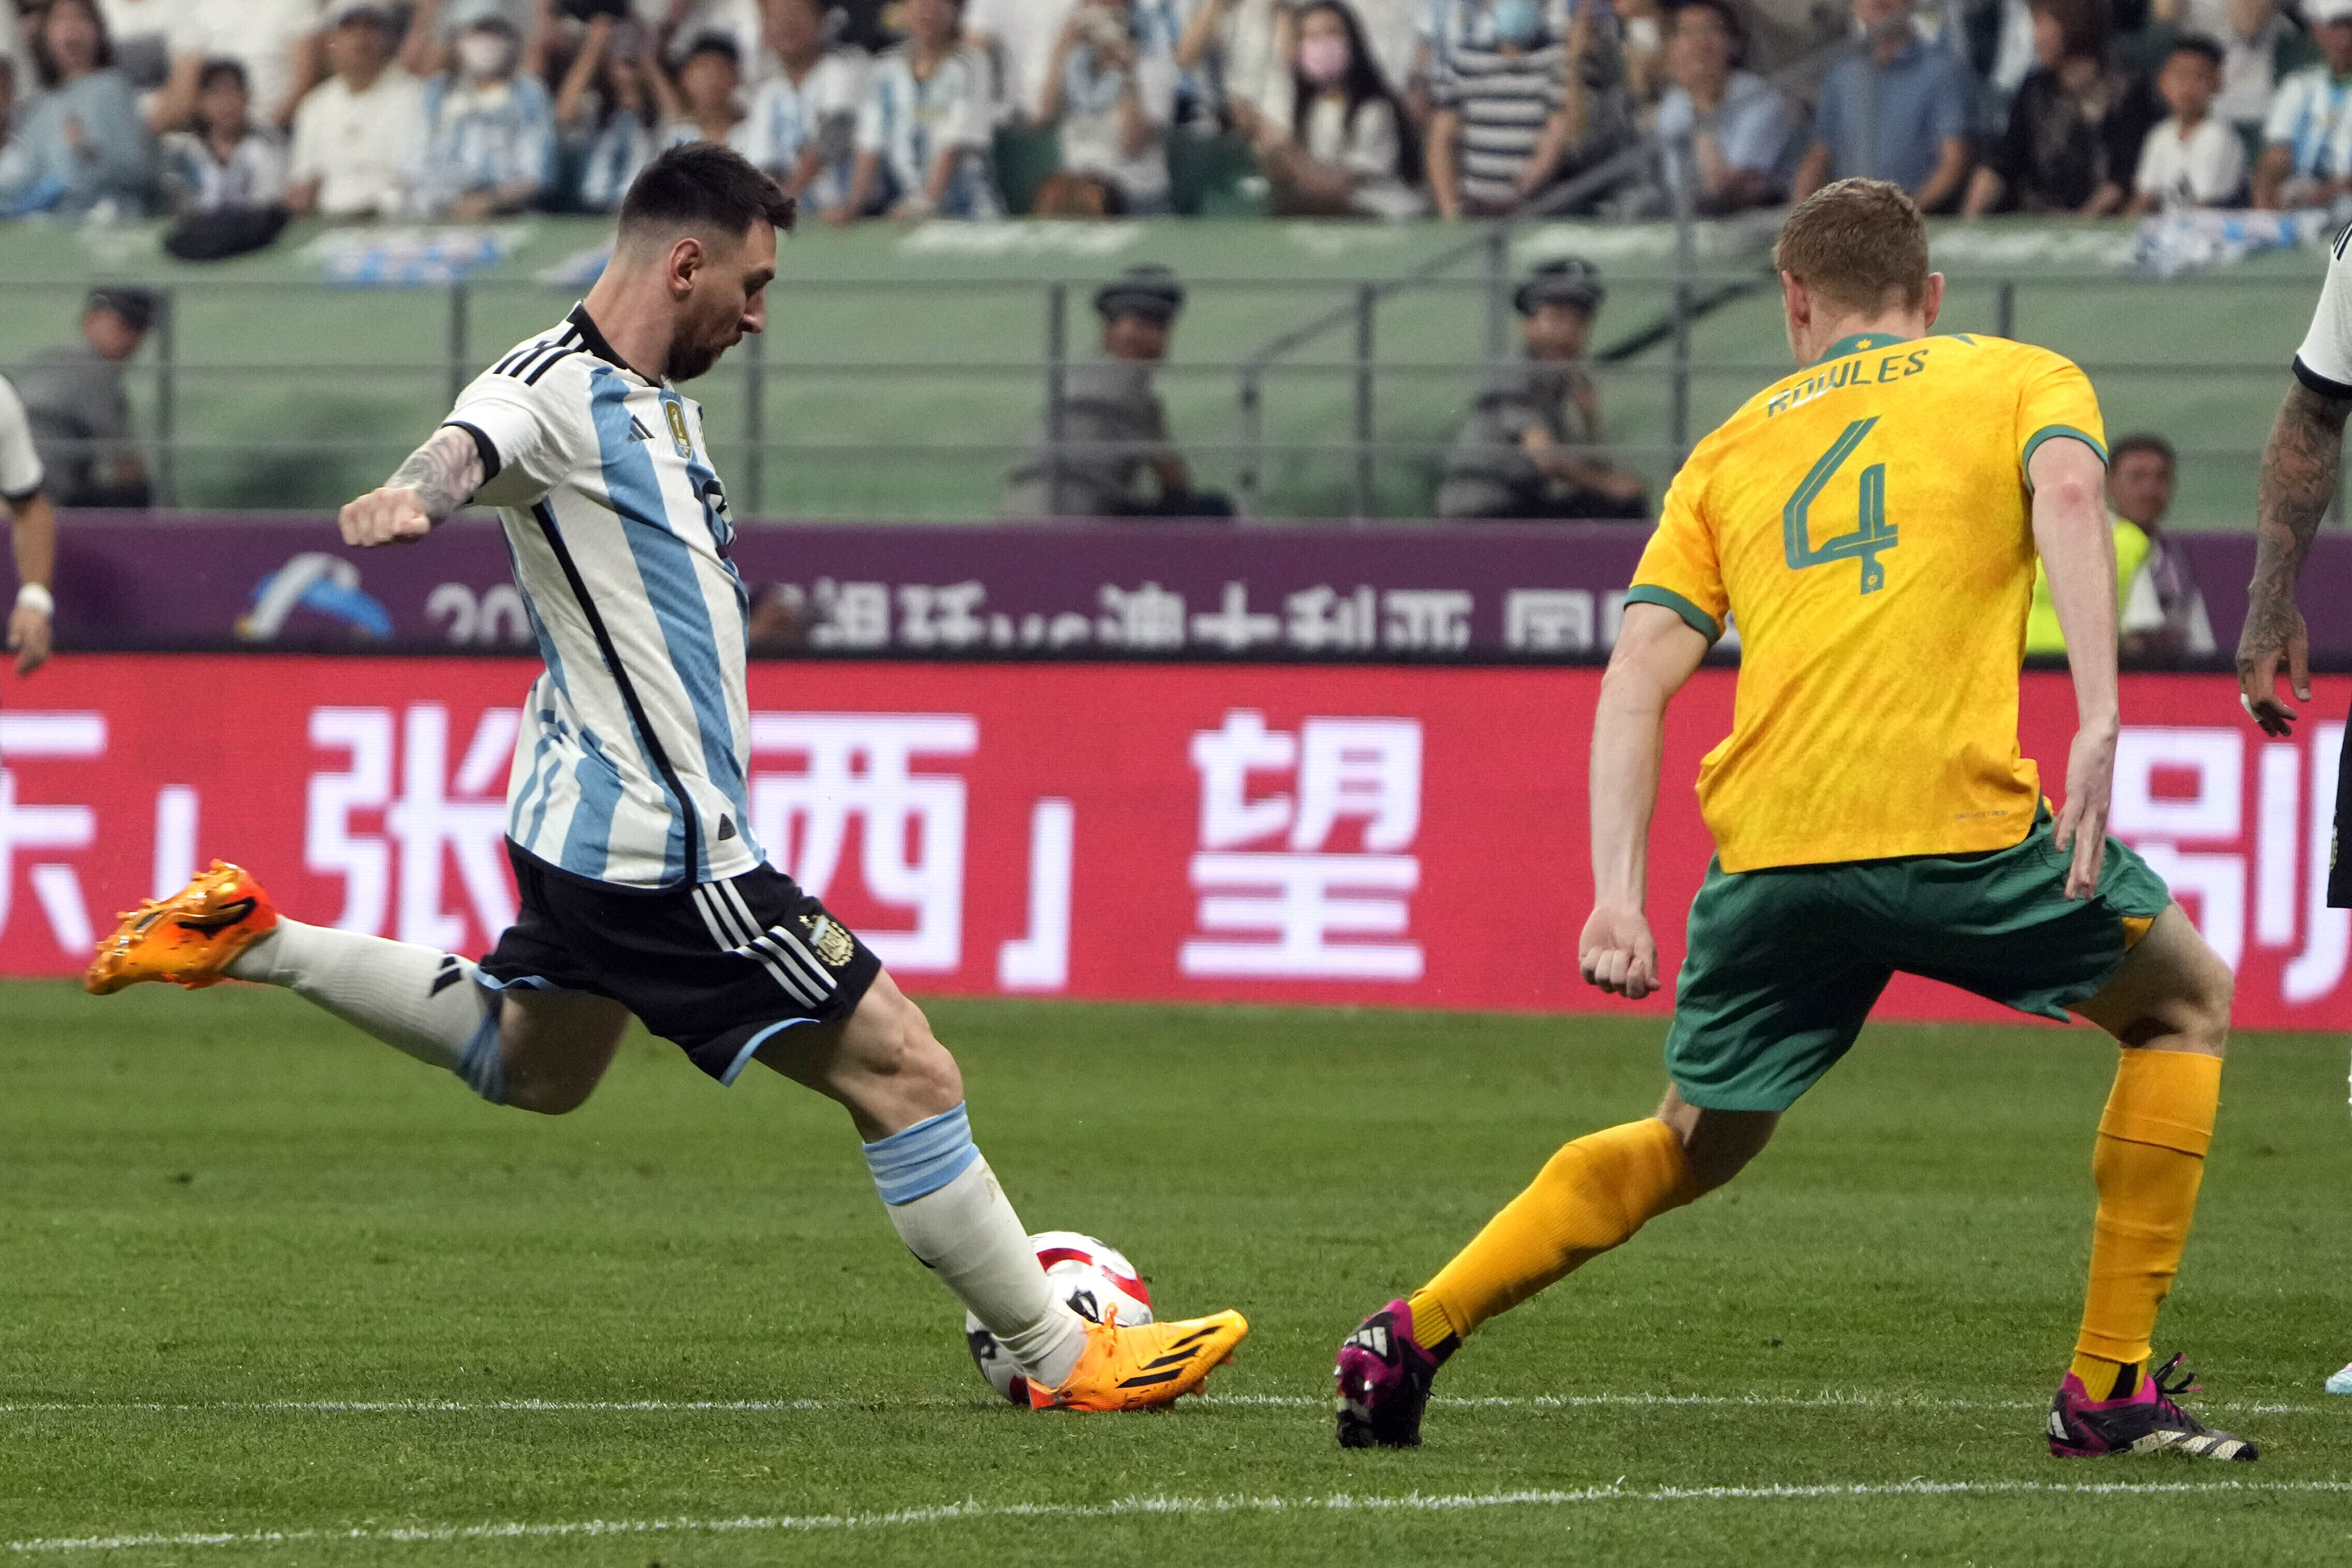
[
  {"x1": 1026, "y1": 1306, "x2": 1249, "y2": 1412},
  {"x1": 84, "y1": 861, "x2": 278, "y2": 995}
]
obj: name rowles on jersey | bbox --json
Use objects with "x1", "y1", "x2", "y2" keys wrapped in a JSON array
[{"x1": 1767, "y1": 346, "x2": 1932, "y2": 418}]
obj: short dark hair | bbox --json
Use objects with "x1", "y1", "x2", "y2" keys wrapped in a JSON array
[
  {"x1": 617, "y1": 142, "x2": 797, "y2": 245},
  {"x1": 32, "y1": 0, "x2": 115, "y2": 91},
  {"x1": 682, "y1": 29, "x2": 741, "y2": 67},
  {"x1": 2109, "y1": 433, "x2": 2176, "y2": 470},
  {"x1": 1670, "y1": 0, "x2": 1746, "y2": 64},
  {"x1": 2168, "y1": 33, "x2": 2225, "y2": 70},
  {"x1": 1773, "y1": 177, "x2": 1929, "y2": 312},
  {"x1": 197, "y1": 57, "x2": 248, "y2": 94}
]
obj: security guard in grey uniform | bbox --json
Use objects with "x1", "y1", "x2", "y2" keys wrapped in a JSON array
[{"x1": 1436, "y1": 258, "x2": 1650, "y2": 521}]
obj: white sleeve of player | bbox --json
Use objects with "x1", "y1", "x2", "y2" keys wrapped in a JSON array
[
  {"x1": 442, "y1": 364, "x2": 585, "y2": 511},
  {"x1": 0, "y1": 374, "x2": 45, "y2": 502},
  {"x1": 2291, "y1": 236, "x2": 2352, "y2": 396}
]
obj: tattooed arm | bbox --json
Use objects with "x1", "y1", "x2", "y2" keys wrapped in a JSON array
[
  {"x1": 2239, "y1": 380, "x2": 2352, "y2": 736},
  {"x1": 337, "y1": 425, "x2": 487, "y2": 548}
]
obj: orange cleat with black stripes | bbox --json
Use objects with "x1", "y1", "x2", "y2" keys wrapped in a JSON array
[
  {"x1": 1026, "y1": 1306, "x2": 1249, "y2": 1412},
  {"x1": 84, "y1": 861, "x2": 278, "y2": 995}
]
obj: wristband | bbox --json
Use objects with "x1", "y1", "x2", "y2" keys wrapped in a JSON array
[{"x1": 16, "y1": 583, "x2": 52, "y2": 618}]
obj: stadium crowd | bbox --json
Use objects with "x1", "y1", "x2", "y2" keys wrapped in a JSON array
[{"x1": 0, "y1": 0, "x2": 2342, "y2": 225}]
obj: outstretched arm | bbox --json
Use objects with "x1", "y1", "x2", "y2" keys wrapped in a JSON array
[
  {"x1": 1580, "y1": 602, "x2": 1709, "y2": 999},
  {"x1": 7, "y1": 491, "x2": 56, "y2": 675},
  {"x1": 2029, "y1": 434, "x2": 2119, "y2": 899},
  {"x1": 2239, "y1": 379, "x2": 2352, "y2": 735},
  {"x1": 339, "y1": 425, "x2": 485, "y2": 547}
]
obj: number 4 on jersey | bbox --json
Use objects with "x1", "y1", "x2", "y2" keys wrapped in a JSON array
[{"x1": 1783, "y1": 417, "x2": 1897, "y2": 594}]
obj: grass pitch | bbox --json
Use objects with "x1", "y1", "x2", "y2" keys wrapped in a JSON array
[{"x1": 3, "y1": 980, "x2": 2349, "y2": 1565}]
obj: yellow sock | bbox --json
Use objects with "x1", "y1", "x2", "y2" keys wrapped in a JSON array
[
  {"x1": 2074, "y1": 1048, "x2": 2222, "y2": 1383},
  {"x1": 1407, "y1": 1118, "x2": 1699, "y2": 1351}
]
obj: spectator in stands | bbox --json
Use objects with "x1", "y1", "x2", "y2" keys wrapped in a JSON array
[
  {"x1": 1436, "y1": 258, "x2": 1649, "y2": 521},
  {"x1": 288, "y1": 2, "x2": 421, "y2": 219},
  {"x1": 656, "y1": 32, "x2": 751, "y2": 149},
  {"x1": 1003, "y1": 265, "x2": 1234, "y2": 519},
  {"x1": 2127, "y1": 35, "x2": 2247, "y2": 210},
  {"x1": 1653, "y1": 0, "x2": 1798, "y2": 214},
  {"x1": 2254, "y1": 0, "x2": 2352, "y2": 210},
  {"x1": 20, "y1": 287, "x2": 156, "y2": 509},
  {"x1": 558, "y1": 13, "x2": 664, "y2": 212},
  {"x1": 742, "y1": 0, "x2": 865, "y2": 210},
  {"x1": 167, "y1": 0, "x2": 336, "y2": 131},
  {"x1": 416, "y1": 14, "x2": 555, "y2": 217},
  {"x1": 161, "y1": 60, "x2": 290, "y2": 213},
  {"x1": 4, "y1": 0, "x2": 155, "y2": 219},
  {"x1": 1038, "y1": 0, "x2": 1178, "y2": 213},
  {"x1": 2109, "y1": 433, "x2": 2215, "y2": 663},
  {"x1": 0, "y1": 56, "x2": 28, "y2": 210},
  {"x1": 967, "y1": 0, "x2": 1079, "y2": 124},
  {"x1": 1612, "y1": 0, "x2": 1668, "y2": 114},
  {"x1": 1424, "y1": 0, "x2": 1628, "y2": 218},
  {"x1": 1962, "y1": 0, "x2": 2161, "y2": 215},
  {"x1": 1793, "y1": 0, "x2": 1972, "y2": 212},
  {"x1": 1174, "y1": 0, "x2": 1291, "y2": 129},
  {"x1": 836, "y1": 0, "x2": 998, "y2": 218},
  {"x1": 660, "y1": 0, "x2": 771, "y2": 88},
  {"x1": 2153, "y1": 0, "x2": 2296, "y2": 137},
  {"x1": 1234, "y1": 0, "x2": 1422, "y2": 217}
]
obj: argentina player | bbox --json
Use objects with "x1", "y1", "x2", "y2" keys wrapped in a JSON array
[{"x1": 86, "y1": 143, "x2": 1247, "y2": 1411}]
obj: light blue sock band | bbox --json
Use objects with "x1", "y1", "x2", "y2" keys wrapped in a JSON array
[
  {"x1": 863, "y1": 1103, "x2": 979, "y2": 1205},
  {"x1": 456, "y1": 1010, "x2": 508, "y2": 1105}
]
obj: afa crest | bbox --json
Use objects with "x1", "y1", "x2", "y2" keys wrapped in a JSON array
[{"x1": 802, "y1": 914, "x2": 856, "y2": 968}]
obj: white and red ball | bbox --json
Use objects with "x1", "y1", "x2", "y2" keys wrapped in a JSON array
[{"x1": 965, "y1": 1231, "x2": 1154, "y2": 1404}]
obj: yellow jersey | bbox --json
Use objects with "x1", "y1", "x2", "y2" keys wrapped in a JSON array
[{"x1": 1628, "y1": 330, "x2": 2106, "y2": 873}]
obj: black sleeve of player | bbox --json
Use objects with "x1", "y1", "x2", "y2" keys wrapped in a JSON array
[{"x1": 2330, "y1": 718, "x2": 2352, "y2": 908}]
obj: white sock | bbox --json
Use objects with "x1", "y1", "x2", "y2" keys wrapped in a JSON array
[
  {"x1": 226, "y1": 919, "x2": 507, "y2": 1102},
  {"x1": 864, "y1": 1104, "x2": 1086, "y2": 1386}
]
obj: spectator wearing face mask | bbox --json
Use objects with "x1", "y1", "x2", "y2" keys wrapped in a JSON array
[
  {"x1": 161, "y1": 60, "x2": 290, "y2": 214},
  {"x1": 1236, "y1": 0, "x2": 1422, "y2": 217},
  {"x1": 5, "y1": 0, "x2": 155, "y2": 219},
  {"x1": 1039, "y1": 0, "x2": 1179, "y2": 214},
  {"x1": 415, "y1": 15, "x2": 555, "y2": 217},
  {"x1": 1423, "y1": 0, "x2": 1585, "y2": 219}
]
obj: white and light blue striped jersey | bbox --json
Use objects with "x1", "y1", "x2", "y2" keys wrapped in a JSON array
[
  {"x1": 743, "y1": 49, "x2": 866, "y2": 202},
  {"x1": 416, "y1": 71, "x2": 556, "y2": 211},
  {"x1": 445, "y1": 306, "x2": 760, "y2": 891},
  {"x1": 854, "y1": 42, "x2": 993, "y2": 200},
  {"x1": 2262, "y1": 64, "x2": 2352, "y2": 179}
]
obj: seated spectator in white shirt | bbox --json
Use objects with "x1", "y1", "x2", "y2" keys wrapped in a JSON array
[
  {"x1": 966, "y1": 0, "x2": 1077, "y2": 123},
  {"x1": 743, "y1": 0, "x2": 864, "y2": 210},
  {"x1": 288, "y1": 2, "x2": 422, "y2": 217},
  {"x1": 2154, "y1": 0, "x2": 2294, "y2": 134},
  {"x1": 834, "y1": 0, "x2": 1000, "y2": 219},
  {"x1": 415, "y1": 14, "x2": 555, "y2": 216},
  {"x1": 1235, "y1": 1, "x2": 1421, "y2": 216},
  {"x1": 2127, "y1": 36, "x2": 2247, "y2": 212},
  {"x1": 1653, "y1": 0, "x2": 1796, "y2": 214},
  {"x1": 3, "y1": 0, "x2": 156, "y2": 219},
  {"x1": 2254, "y1": 0, "x2": 2352, "y2": 210},
  {"x1": 161, "y1": 58, "x2": 289, "y2": 212},
  {"x1": 1040, "y1": 0, "x2": 1178, "y2": 213}
]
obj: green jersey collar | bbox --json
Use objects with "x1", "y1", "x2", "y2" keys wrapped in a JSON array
[{"x1": 1810, "y1": 331, "x2": 1914, "y2": 367}]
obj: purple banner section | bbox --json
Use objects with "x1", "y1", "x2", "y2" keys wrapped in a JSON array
[{"x1": 23, "y1": 512, "x2": 2333, "y2": 661}]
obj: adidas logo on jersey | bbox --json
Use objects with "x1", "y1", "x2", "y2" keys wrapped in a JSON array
[{"x1": 627, "y1": 416, "x2": 656, "y2": 443}]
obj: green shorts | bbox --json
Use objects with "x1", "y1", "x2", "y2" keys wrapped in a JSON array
[{"x1": 1664, "y1": 811, "x2": 2172, "y2": 1113}]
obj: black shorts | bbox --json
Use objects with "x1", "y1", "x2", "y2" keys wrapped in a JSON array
[{"x1": 479, "y1": 844, "x2": 882, "y2": 1085}]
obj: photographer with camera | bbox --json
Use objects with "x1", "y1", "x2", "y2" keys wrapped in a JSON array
[{"x1": 1036, "y1": 0, "x2": 1177, "y2": 214}]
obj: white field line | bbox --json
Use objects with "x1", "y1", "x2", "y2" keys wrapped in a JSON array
[
  {"x1": 0, "y1": 1392, "x2": 2327, "y2": 1416},
  {"x1": 12, "y1": 1480, "x2": 2352, "y2": 1556}
]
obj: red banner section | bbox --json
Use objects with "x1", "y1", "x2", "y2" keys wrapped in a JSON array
[{"x1": 2, "y1": 659, "x2": 2345, "y2": 1029}]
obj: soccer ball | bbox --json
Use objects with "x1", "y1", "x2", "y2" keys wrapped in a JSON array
[{"x1": 965, "y1": 1231, "x2": 1153, "y2": 1405}]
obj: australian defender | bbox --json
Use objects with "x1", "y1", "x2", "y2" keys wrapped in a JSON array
[
  {"x1": 1334, "y1": 180, "x2": 2253, "y2": 1460},
  {"x1": 84, "y1": 144, "x2": 1246, "y2": 1411}
]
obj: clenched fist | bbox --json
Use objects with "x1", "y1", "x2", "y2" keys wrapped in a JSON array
[{"x1": 338, "y1": 486, "x2": 434, "y2": 547}]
